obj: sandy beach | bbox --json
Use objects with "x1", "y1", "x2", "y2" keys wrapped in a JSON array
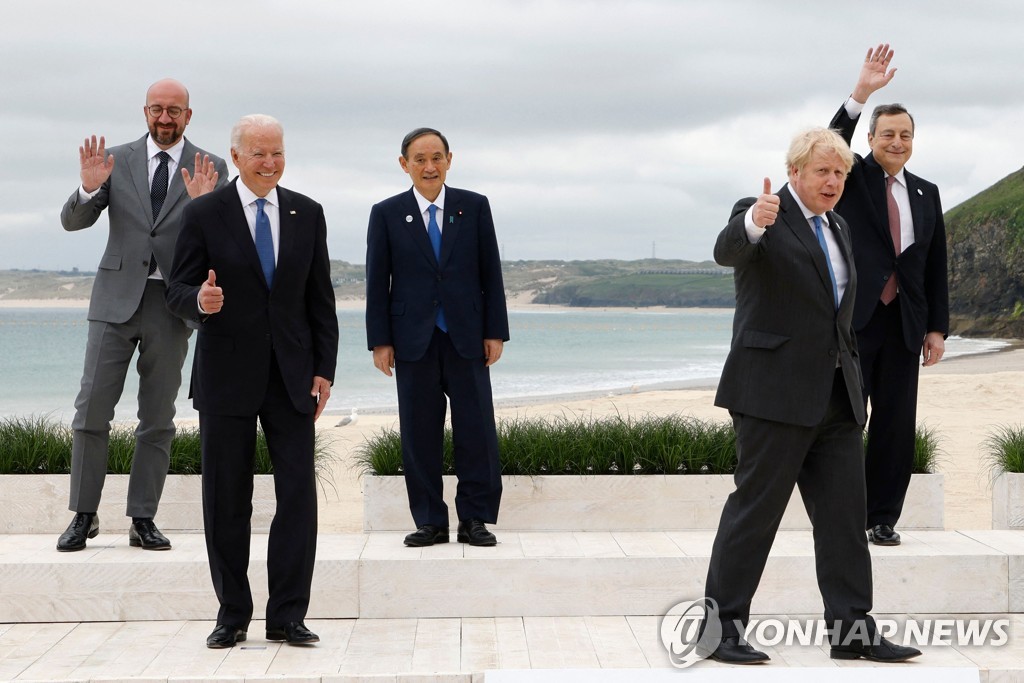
[{"x1": 313, "y1": 344, "x2": 1024, "y2": 534}]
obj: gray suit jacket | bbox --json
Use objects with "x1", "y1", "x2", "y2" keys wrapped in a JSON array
[
  {"x1": 61, "y1": 134, "x2": 229, "y2": 324},
  {"x1": 713, "y1": 186, "x2": 865, "y2": 428}
]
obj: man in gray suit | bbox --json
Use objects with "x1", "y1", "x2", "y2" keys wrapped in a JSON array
[
  {"x1": 701, "y1": 127, "x2": 920, "y2": 664},
  {"x1": 57, "y1": 78, "x2": 228, "y2": 552}
]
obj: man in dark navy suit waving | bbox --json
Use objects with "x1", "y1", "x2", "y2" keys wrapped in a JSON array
[
  {"x1": 830, "y1": 45, "x2": 949, "y2": 547},
  {"x1": 366, "y1": 128, "x2": 509, "y2": 547}
]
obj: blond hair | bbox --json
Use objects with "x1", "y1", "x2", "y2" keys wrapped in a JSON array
[{"x1": 785, "y1": 127, "x2": 853, "y2": 174}]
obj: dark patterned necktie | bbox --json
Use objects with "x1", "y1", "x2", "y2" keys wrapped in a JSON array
[
  {"x1": 150, "y1": 151, "x2": 170, "y2": 221},
  {"x1": 148, "y1": 152, "x2": 170, "y2": 274}
]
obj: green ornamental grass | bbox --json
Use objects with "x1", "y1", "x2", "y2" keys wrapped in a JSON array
[
  {"x1": 984, "y1": 424, "x2": 1024, "y2": 476},
  {"x1": 0, "y1": 415, "x2": 333, "y2": 481},
  {"x1": 357, "y1": 414, "x2": 940, "y2": 477}
]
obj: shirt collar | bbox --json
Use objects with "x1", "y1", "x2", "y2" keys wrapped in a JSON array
[
  {"x1": 146, "y1": 135, "x2": 185, "y2": 165},
  {"x1": 788, "y1": 185, "x2": 824, "y2": 224},
  {"x1": 885, "y1": 168, "x2": 908, "y2": 187},
  {"x1": 412, "y1": 185, "x2": 446, "y2": 216},
  {"x1": 235, "y1": 179, "x2": 279, "y2": 208}
]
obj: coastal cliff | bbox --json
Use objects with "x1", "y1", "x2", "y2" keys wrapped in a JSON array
[{"x1": 946, "y1": 166, "x2": 1024, "y2": 338}]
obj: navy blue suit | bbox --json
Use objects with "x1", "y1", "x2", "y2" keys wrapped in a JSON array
[
  {"x1": 830, "y1": 103, "x2": 949, "y2": 528},
  {"x1": 366, "y1": 185, "x2": 509, "y2": 527}
]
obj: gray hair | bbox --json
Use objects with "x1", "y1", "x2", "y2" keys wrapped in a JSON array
[
  {"x1": 869, "y1": 103, "x2": 915, "y2": 135},
  {"x1": 230, "y1": 114, "x2": 284, "y2": 151}
]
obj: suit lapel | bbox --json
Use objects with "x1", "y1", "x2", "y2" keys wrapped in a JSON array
[
  {"x1": 904, "y1": 170, "x2": 927, "y2": 244},
  {"x1": 863, "y1": 153, "x2": 897, "y2": 247},
  {"x1": 439, "y1": 185, "x2": 461, "y2": 267},
  {"x1": 827, "y1": 210, "x2": 855, "y2": 313},
  {"x1": 400, "y1": 189, "x2": 439, "y2": 266},
  {"x1": 276, "y1": 186, "x2": 298, "y2": 289},
  {"x1": 222, "y1": 179, "x2": 269, "y2": 287},
  {"x1": 155, "y1": 138, "x2": 194, "y2": 228},
  {"x1": 779, "y1": 186, "x2": 835, "y2": 300},
  {"x1": 128, "y1": 135, "x2": 153, "y2": 225}
]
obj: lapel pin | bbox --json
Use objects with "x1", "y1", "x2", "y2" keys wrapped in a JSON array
[
  {"x1": 917, "y1": 188, "x2": 923, "y2": 196},
  {"x1": 289, "y1": 210, "x2": 296, "y2": 215},
  {"x1": 449, "y1": 216, "x2": 454, "y2": 224},
  {"x1": 405, "y1": 215, "x2": 413, "y2": 223}
]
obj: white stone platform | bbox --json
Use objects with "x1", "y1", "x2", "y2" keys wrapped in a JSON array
[
  {"x1": 2, "y1": 530, "x2": 1021, "y2": 624},
  {"x1": 362, "y1": 474, "x2": 945, "y2": 532},
  {"x1": 1, "y1": 614, "x2": 1021, "y2": 682}
]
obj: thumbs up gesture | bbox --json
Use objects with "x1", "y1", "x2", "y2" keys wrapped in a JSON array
[
  {"x1": 753, "y1": 177, "x2": 780, "y2": 229},
  {"x1": 199, "y1": 269, "x2": 224, "y2": 314}
]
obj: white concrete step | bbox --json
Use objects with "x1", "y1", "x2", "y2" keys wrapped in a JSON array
[
  {"x1": 1, "y1": 530, "x2": 1021, "y2": 624},
  {"x1": 0, "y1": 615, "x2": 1020, "y2": 682}
]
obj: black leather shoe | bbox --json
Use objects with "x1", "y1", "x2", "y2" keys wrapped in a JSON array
[
  {"x1": 266, "y1": 621, "x2": 320, "y2": 645},
  {"x1": 206, "y1": 624, "x2": 246, "y2": 649},
  {"x1": 457, "y1": 519, "x2": 497, "y2": 546},
  {"x1": 868, "y1": 524, "x2": 901, "y2": 546},
  {"x1": 831, "y1": 636, "x2": 921, "y2": 662},
  {"x1": 56, "y1": 513, "x2": 99, "y2": 552},
  {"x1": 129, "y1": 519, "x2": 171, "y2": 550},
  {"x1": 708, "y1": 636, "x2": 770, "y2": 664},
  {"x1": 404, "y1": 524, "x2": 450, "y2": 547}
]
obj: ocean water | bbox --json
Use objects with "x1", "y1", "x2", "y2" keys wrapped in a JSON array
[{"x1": 0, "y1": 307, "x2": 1009, "y2": 421}]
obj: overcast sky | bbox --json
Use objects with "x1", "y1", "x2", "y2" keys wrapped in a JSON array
[{"x1": 2, "y1": 0, "x2": 1022, "y2": 270}]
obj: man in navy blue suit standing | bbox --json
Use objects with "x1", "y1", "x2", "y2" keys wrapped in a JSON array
[{"x1": 366, "y1": 128, "x2": 509, "y2": 547}]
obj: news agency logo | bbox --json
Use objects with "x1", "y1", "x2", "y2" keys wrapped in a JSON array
[
  {"x1": 659, "y1": 597, "x2": 722, "y2": 669},
  {"x1": 659, "y1": 597, "x2": 1011, "y2": 666}
]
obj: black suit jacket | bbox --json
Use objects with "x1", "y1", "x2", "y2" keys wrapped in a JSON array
[
  {"x1": 830, "y1": 104, "x2": 949, "y2": 351},
  {"x1": 166, "y1": 179, "x2": 338, "y2": 416},
  {"x1": 365, "y1": 185, "x2": 509, "y2": 361},
  {"x1": 714, "y1": 186, "x2": 865, "y2": 428}
]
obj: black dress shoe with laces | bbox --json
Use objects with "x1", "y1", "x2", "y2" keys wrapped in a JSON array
[
  {"x1": 56, "y1": 512, "x2": 99, "y2": 552},
  {"x1": 708, "y1": 636, "x2": 770, "y2": 664},
  {"x1": 206, "y1": 624, "x2": 247, "y2": 649},
  {"x1": 404, "y1": 524, "x2": 450, "y2": 547},
  {"x1": 831, "y1": 636, "x2": 921, "y2": 662},
  {"x1": 266, "y1": 621, "x2": 320, "y2": 645},
  {"x1": 129, "y1": 519, "x2": 171, "y2": 550},
  {"x1": 457, "y1": 519, "x2": 497, "y2": 546},
  {"x1": 868, "y1": 524, "x2": 901, "y2": 546}
]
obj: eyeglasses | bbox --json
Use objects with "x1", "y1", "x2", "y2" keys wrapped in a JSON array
[{"x1": 146, "y1": 105, "x2": 185, "y2": 119}]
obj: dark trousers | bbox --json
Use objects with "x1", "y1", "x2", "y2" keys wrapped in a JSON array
[
  {"x1": 705, "y1": 370, "x2": 874, "y2": 640},
  {"x1": 70, "y1": 279, "x2": 191, "y2": 518},
  {"x1": 395, "y1": 327, "x2": 502, "y2": 528},
  {"x1": 199, "y1": 354, "x2": 317, "y2": 630},
  {"x1": 858, "y1": 297, "x2": 920, "y2": 528}
]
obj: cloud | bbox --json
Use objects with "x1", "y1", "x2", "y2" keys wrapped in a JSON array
[{"x1": 2, "y1": 0, "x2": 1024, "y2": 269}]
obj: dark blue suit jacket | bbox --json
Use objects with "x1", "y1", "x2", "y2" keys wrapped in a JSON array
[
  {"x1": 365, "y1": 186, "x2": 509, "y2": 361},
  {"x1": 166, "y1": 179, "x2": 338, "y2": 416},
  {"x1": 830, "y1": 105, "x2": 949, "y2": 352}
]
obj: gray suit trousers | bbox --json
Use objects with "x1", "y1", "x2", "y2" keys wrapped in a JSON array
[{"x1": 69, "y1": 280, "x2": 191, "y2": 517}]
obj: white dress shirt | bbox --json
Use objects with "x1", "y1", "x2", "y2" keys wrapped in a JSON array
[{"x1": 412, "y1": 185, "x2": 447, "y2": 233}]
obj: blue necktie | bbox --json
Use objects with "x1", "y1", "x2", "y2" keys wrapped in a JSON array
[
  {"x1": 255, "y1": 198, "x2": 275, "y2": 289},
  {"x1": 813, "y1": 216, "x2": 839, "y2": 310},
  {"x1": 428, "y1": 204, "x2": 447, "y2": 332}
]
